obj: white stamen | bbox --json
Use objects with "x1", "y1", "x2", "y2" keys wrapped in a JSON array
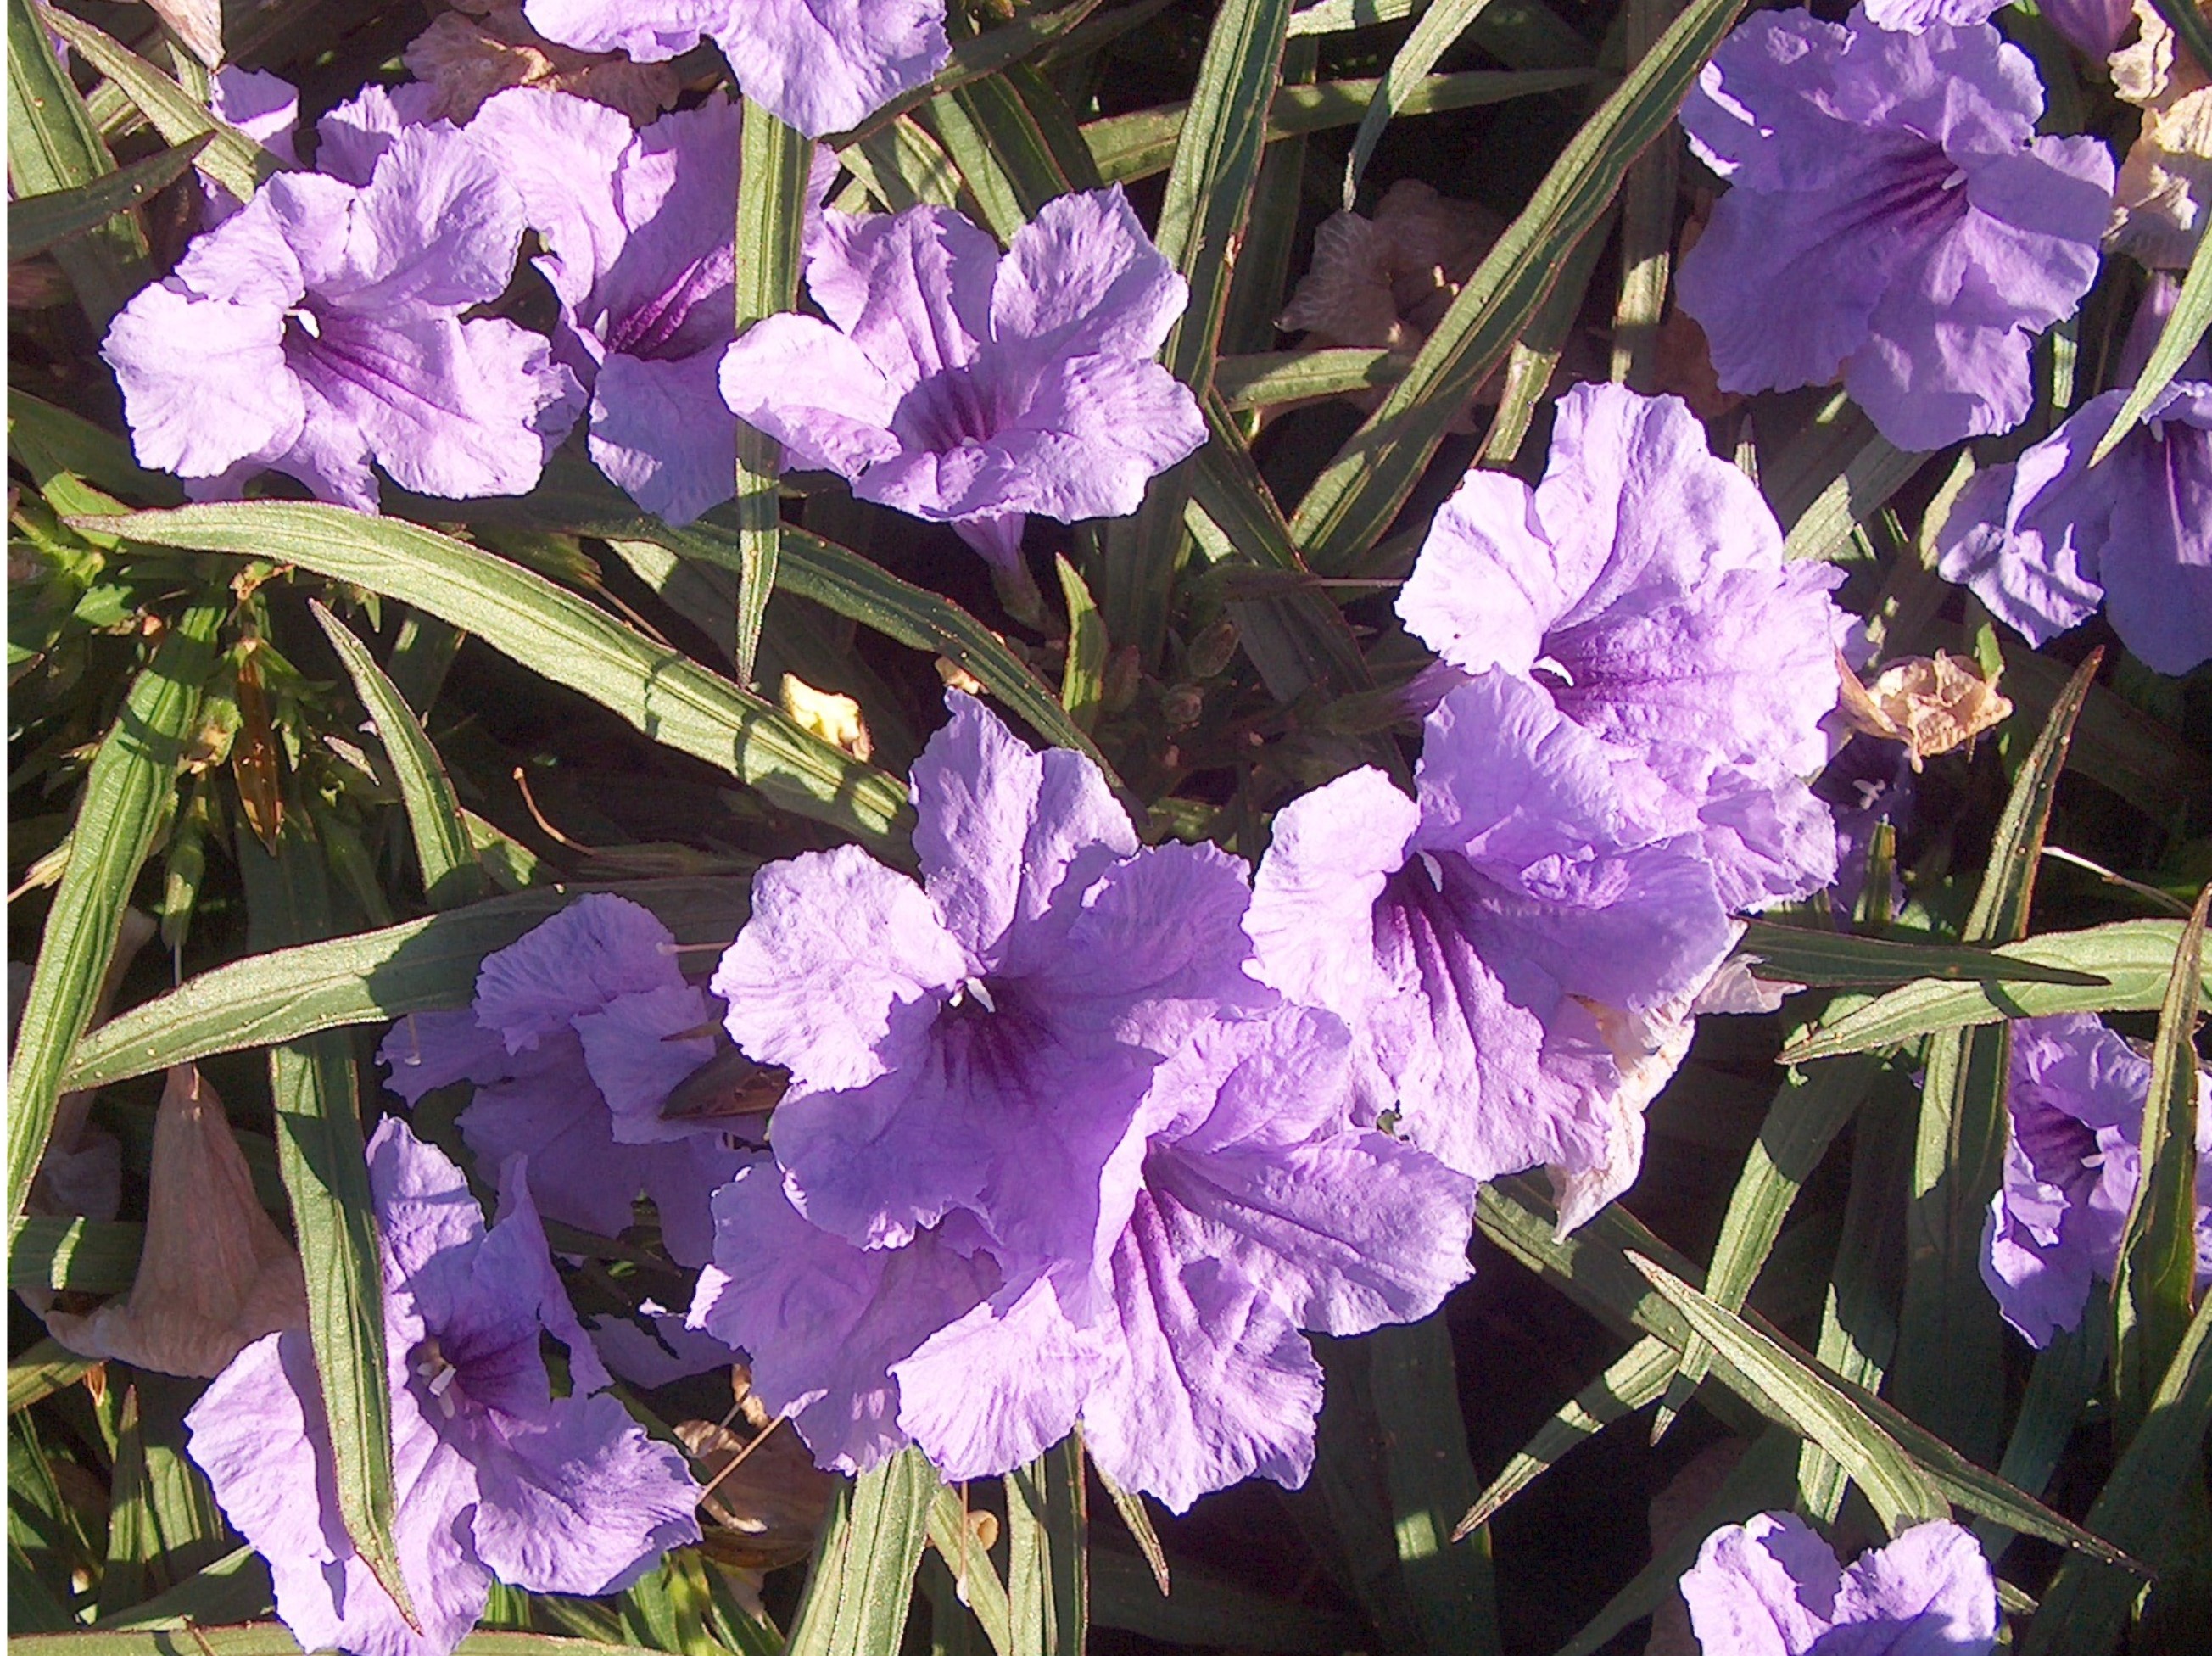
[
  {"x1": 287, "y1": 305, "x2": 321, "y2": 338},
  {"x1": 1941, "y1": 170, "x2": 1967, "y2": 191},
  {"x1": 963, "y1": 976, "x2": 997, "y2": 1013},
  {"x1": 1418, "y1": 852, "x2": 1446, "y2": 892},
  {"x1": 1532, "y1": 654, "x2": 1576, "y2": 687}
]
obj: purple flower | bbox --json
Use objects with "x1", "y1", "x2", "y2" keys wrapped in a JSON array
[
  {"x1": 1247, "y1": 670, "x2": 1740, "y2": 1233},
  {"x1": 1398, "y1": 383, "x2": 1849, "y2": 912},
  {"x1": 102, "y1": 118, "x2": 580, "y2": 513},
  {"x1": 1982, "y1": 1013, "x2": 2212, "y2": 1346},
  {"x1": 203, "y1": 67, "x2": 299, "y2": 228},
  {"x1": 1859, "y1": 0, "x2": 2004, "y2": 29},
  {"x1": 379, "y1": 894, "x2": 746, "y2": 1268},
  {"x1": 1679, "y1": 1513, "x2": 1999, "y2": 1655},
  {"x1": 1676, "y1": 8, "x2": 2115, "y2": 452},
  {"x1": 468, "y1": 90, "x2": 803, "y2": 524},
  {"x1": 711, "y1": 690, "x2": 1264, "y2": 1270},
  {"x1": 2040, "y1": 0, "x2": 2140, "y2": 59},
  {"x1": 522, "y1": 0, "x2": 948, "y2": 138},
  {"x1": 1935, "y1": 381, "x2": 2212, "y2": 675},
  {"x1": 187, "y1": 1120, "x2": 700, "y2": 1656},
  {"x1": 718, "y1": 189, "x2": 1206, "y2": 574}
]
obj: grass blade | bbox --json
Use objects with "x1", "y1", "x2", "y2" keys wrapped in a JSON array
[
  {"x1": 1737, "y1": 919, "x2": 2109, "y2": 989},
  {"x1": 729, "y1": 102, "x2": 812, "y2": 688},
  {"x1": 924, "y1": 1485, "x2": 1012, "y2": 1656},
  {"x1": 8, "y1": 598, "x2": 222, "y2": 1227},
  {"x1": 1455, "y1": 1336, "x2": 1675, "y2": 1538},
  {"x1": 2089, "y1": 207, "x2": 2212, "y2": 464},
  {"x1": 77, "y1": 502, "x2": 913, "y2": 857},
  {"x1": 1288, "y1": 0, "x2": 1746, "y2": 573},
  {"x1": 8, "y1": 1339, "x2": 96, "y2": 1413},
  {"x1": 60, "y1": 876, "x2": 751, "y2": 1093},
  {"x1": 1342, "y1": 0, "x2": 1502, "y2": 207},
  {"x1": 1054, "y1": 556, "x2": 1106, "y2": 731},
  {"x1": 1005, "y1": 1435, "x2": 1087, "y2": 1655},
  {"x1": 785, "y1": 1448, "x2": 940, "y2": 1656},
  {"x1": 310, "y1": 602, "x2": 488, "y2": 910},
  {"x1": 10, "y1": 1217, "x2": 142, "y2": 1293},
  {"x1": 2109, "y1": 885, "x2": 2209, "y2": 1442},
  {"x1": 8, "y1": 133, "x2": 207, "y2": 260},
  {"x1": 238, "y1": 825, "x2": 416, "y2": 1631}
]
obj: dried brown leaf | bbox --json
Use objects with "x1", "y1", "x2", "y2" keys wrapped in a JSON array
[{"x1": 1837, "y1": 651, "x2": 2014, "y2": 769}]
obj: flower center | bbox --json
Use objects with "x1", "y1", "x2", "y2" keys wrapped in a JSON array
[{"x1": 411, "y1": 1336, "x2": 465, "y2": 1419}]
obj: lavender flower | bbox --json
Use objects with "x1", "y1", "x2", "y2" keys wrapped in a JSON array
[
  {"x1": 1982, "y1": 1013, "x2": 2212, "y2": 1346},
  {"x1": 1679, "y1": 1513, "x2": 1999, "y2": 1655},
  {"x1": 379, "y1": 894, "x2": 746, "y2": 1268},
  {"x1": 1675, "y1": 8, "x2": 2114, "y2": 452},
  {"x1": 187, "y1": 1120, "x2": 700, "y2": 1656},
  {"x1": 2040, "y1": 0, "x2": 2140, "y2": 59},
  {"x1": 1246, "y1": 670, "x2": 1740, "y2": 1234},
  {"x1": 522, "y1": 0, "x2": 948, "y2": 138},
  {"x1": 469, "y1": 89, "x2": 801, "y2": 523},
  {"x1": 1397, "y1": 383, "x2": 1849, "y2": 912},
  {"x1": 1858, "y1": 0, "x2": 2003, "y2": 29},
  {"x1": 1935, "y1": 384, "x2": 2212, "y2": 676},
  {"x1": 718, "y1": 189, "x2": 1206, "y2": 575},
  {"x1": 102, "y1": 118, "x2": 579, "y2": 512},
  {"x1": 202, "y1": 66, "x2": 299, "y2": 228}
]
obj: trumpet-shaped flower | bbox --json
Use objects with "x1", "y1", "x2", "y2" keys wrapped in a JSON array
[
  {"x1": 379, "y1": 894, "x2": 746, "y2": 1267},
  {"x1": 1398, "y1": 383, "x2": 1848, "y2": 913},
  {"x1": 1679, "y1": 1513, "x2": 1999, "y2": 1655},
  {"x1": 187, "y1": 1120, "x2": 700, "y2": 1656},
  {"x1": 1675, "y1": 8, "x2": 2114, "y2": 451},
  {"x1": 522, "y1": 0, "x2": 948, "y2": 138},
  {"x1": 718, "y1": 189, "x2": 1205, "y2": 573},
  {"x1": 102, "y1": 118, "x2": 578, "y2": 512}
]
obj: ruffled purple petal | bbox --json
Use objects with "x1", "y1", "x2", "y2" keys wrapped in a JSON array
[
  {"x1": 520, "y1": 0, "x2": 719, "y2": 62},
  {"x1": 464, "y1": 87, "x2": 634, "y2": 312},
  {"x1": 573, "y1": 984, "x2": 718, "y2": 1147},
  {"x1": 1246, "y1": 766, "x2": 1422, "y2": 1020},
  {"x1": 805, "y1": 204, "x2": 997, "y2": 390},
  {"x1": 708, "y1": 0, "x2": 950, "y2": 138},
  {"x1": 589, "y1": 349, "x2": 739, "y2": 524},
  {"x1": 891, "y1": 1273, "x2": 1108, "y2": 1480},
  {"x1": 102, "y1": 280, "x2": 301, "y2": 478},
  {"x1": 315, "y1": 83, "x2": 443, "y2": 189},
  {"x1": 992, "y1": 185, "x2": 1189, "y2": 360},
  {"x1": 1679, "y1": 1510, "x2": 1847, "y2": 1654},
  {"x1": 719, "y1": 312, "x2": 904, "y2": 476},
  {"x1": 474, "y1": 893, "x2": 685, "y2": 1055}
]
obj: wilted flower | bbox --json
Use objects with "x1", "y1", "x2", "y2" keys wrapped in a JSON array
[
  {"x1": 468, "y1": 89, "x2": 791, "y2": 523},
  {"x1": 719, "y1": 188, "x2": 1206, "y2": 577},
  {"x1": 405, "y1": 2, "x2": 680, "y2": 125},
  {"x1": 1982, "y1": 1013, "x2": 2212, "y2": 1346},
  {"x1": 522, "y1": 0, "x2": 948, "y2": 137},
  {"x1": 1679, "y1": 1513, "x2": 2000, "y2": 1655},
  {"x1": 1397, "y1": 383, "x2": 1849, "y2": 911},
  {"x1": 1245, "y1": 671, "x2": 1740, "y2": 1234},
  {"x1": 187, "y1": 1120, "x2": 701, "y2": 1656},
  {"x1": 102, "y1": 119, "x2": 580, "y2": 512},
  {"x1": 1835, "y1": 651, "x2": 2014, "y2": 768},
  {"x1": 2110, "y1": 0, "x2": 2212, "y2": 269},
  {"x1": 379, "y1": 893, "x2": 747, "y2": 1267},
  {"x1": 47, "y1": 1066, "x2": 306, "y2": 1379},
  {"x1": 1676, "y1": 7, "x2": 2114, "y2": 451}
]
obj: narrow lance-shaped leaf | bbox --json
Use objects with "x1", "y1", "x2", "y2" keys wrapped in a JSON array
[
  {"x1": 8, "y1": 597, "x2": 222, "y2": 1227},
  {"x1": 2109, "y1": 884, "x2": 2210, "y2": 1441},
  {"x1": 1455, "y1": 1336, "x2": 1678, "y2": 1539},
  {"x1": 730, "y1": 102, "x2": 812, "y2": 688},
  {"x1": 1893, "y1": 652, "x2": 2098, "y2": 1467},
  {"x1": 76, "y1": 503, "x2": 913, "y2": 857},
  {"x1": 10, "y1": 1217, "x2": 143, "y2": 1293},
  {"x1": 826, "y1": 0, "x2": 1109, "y2": 144},
  {"x1": 785, "y1": 1448, "x2": 941, "y2": 1656},
  {"x1": 1734, "y1": 920, "x2": 2107, "y2": 989},
  {"x1": 238, "y1": 825, "x2": 417, "y2": 1631},
  {"x1": 1288, "y1": 0, "x2": 1748, "y2": 573},
  {"x1": 310, "y1": 602, "x2": 488, "y2": 909},
  {"x1": 1005, "y1": 1435, "x2": 1087, "y2": 1656},
  {"x1": 1054, "y1": 557, "x2": 1106, "y2": 733},
  {"x1": 1092, "y1": 1463, "x2": 1170, "y2": 1597},
  {"x1": 8, "y1": 133, "x2": 209, "y2": 260},
  {"x1": 924, "y1": 1485, "x2": 1012, "y2": 1656},
  {"x1": 1342, "y1": 0, "x2": 1503, "y2": 207},
  {"x1": 16, "y1": 1631, "x2": 684, "y2": 1656},
  {"x1": 2091, "y1": 111, "x2": 2212, "y2": 462}
]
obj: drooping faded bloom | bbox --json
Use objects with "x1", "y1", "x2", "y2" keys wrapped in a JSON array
[
  {"x1": 1679, "y1": 1513, "x2": 1999, "y2": 1655},
  {"x1": 522, "y1": 0, "x2": 947, "y2": 138},
  {"x1": 719, "y1": 189, "x2": 1206, "y2": 575},
  {"x1": 405, "y1": 1, "x2": 681, "y2": 125},
  {"x1": 2109, "y1": 0, "x2": 2212, "y2": 269},
  {"x1": 1675, "y1": 7, "x2": 2114, "y2": 452},
  {"x1": 1397, "y1": 383, "x2": 1849, "y2": 912},
  {"x1": 469, "y1": 88, "x2": 765, "y2": 523},
  {"x1": 102, "y1": 118, "x2": 579, "y2": 512},
  {"x1": 187, "y1": 1120, "x2": 700, "y2": 1656},
  {"x1": 1246, "y1": 669, "x2": 1741, "y2": 1234},
  {"x1": 1982, "y1": 1013, "x2": 2212, "y2": 1347},
  {"x1": 379, "y1": 893, "x2": 747, "y2": 1267},
  {"x1": 1935, "y1": 282, "x2": 2212, "y2": 675}
]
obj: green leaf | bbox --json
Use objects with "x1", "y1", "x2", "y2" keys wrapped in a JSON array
[
  {"x1": 1288, "y1": 0, "x2": 1427, "y2": 33},
  {"x1": 91, "y1": 1545, "x2": 271, "y2": 1631},
  {"x1": 310, "y1": 602, "x2": 489, "y2": 909},
  {"x1": 1975, "y1": 1293, "x2": 2108, "y2": 1564},
  {"x1": 8, "y1": 1339, "x2": 95, "y2": 1413},
  {"x1": 1342, "y1": 0, "x2": 1504, "y2": 206},
  {"x1": 78, "y1": 502, "x2": 913, "y2": 857},
  {"x1": 1734, "y1": 920, "x2": 2107, "y2": 989},
  {"x1": 2109, "y1": 885, "x2": 2209, "y2": 1442},
  {"x1": 8, "y1": 389, "x2": 182, "y2": 507},
  {"x1": 1053, "y1": 556, "x2": 1106, "y2": 732},
  {"x1": 1776, "y1": 422, "x2": 1924, "y2": 562},
  {"x1": 6, "y1": 0, "x2": 148, "y2": 325},
  {"x1": 37, "y1": 6, "x2": 283, "y2": 206},
  {"x1": 1781, "y1": 918, "x2": 2212, "y2": 1060},
  {"x1": 60, "y1": 877, "x2": 751, "y2": 1093},
  {"x1": 98, "y1": 1386, "x2": 156, "y2": 1618},
  {"x1": 2002, "y1": 647, "x2": 2212, "y2": 830},
  {"x1": 785, "y1": 1449, "x2": 940, "y2": 1656},
  {"x1": 729, "y1": 102, "x2": 813, "y2": 688},
  {"x1": 924, "y1": 1486, "x2": 1012, "y2": 1656},
  {"x1": 2090, "y1": 192, "x2": 2212, "y2": 464},
  {"x1": 1287, "y1": 0, "x2": 1746, "y2": 573},
  {"x1": 1455, "y1": 1336, "x2": 1676, "y2": 1538},
  {"x1": 1892, "y1": 652, "x2": 2098, "y2": 1466},
  {"x1": 922, "y1": 66, "x2": 1093, "y2": 241},
  {"x1": 840, "y1": 114, "x2": 964, "y2": 211},
  {"x1": 1092, "y1": 1463, "x2": 1170, "y2": 1597},
  {"x1": 9, "y1": 1217, "x2": 142, "y2": 1293},
  {"x1": 1215, "y1": 347, "x2": 1405, "y2": 408},
  {"x1": 1477, "y1": 209, "x2": 1612, "y2": 467},
  {"x1": 2020, "y1": 1291, "x2": 2212, "y2": 1656},
  {"x1": 1005, "y1": 1436, "x2": 1086, "y2": 1656},
  {"x1": 1627, "y1": 1255, "x2": 1950, "y2": 1534},
  {"x1": 239, "y1": 825, "x2": 417, "y2": 1632},
  {"x1": 8, "y1": 598, "x2": 222, "y2": 1227},
  {"x1": 8, "y1": 133, "x2": 208, "y2": 259},
  {"x1": 1607, "y1": 0, "x2": 1679, "y2": 389}
]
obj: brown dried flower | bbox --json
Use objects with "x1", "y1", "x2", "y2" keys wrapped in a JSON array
[
  {"x1": 678, "y1": 1416, "x2": 838, "y2": 1573},
  {"x1": 1835, "y1": 651, "x2": 2014, "y2": 769},
  {"x1": 404, "y1": 3, "x2": 682, "y2": 126},
  {"x1": 2109, "y1": 0, "x2": 2212, "y2": 268}
]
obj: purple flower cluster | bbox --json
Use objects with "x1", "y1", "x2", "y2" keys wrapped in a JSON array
[
  {"x1": 1679, "y1": 1513, "x2": 2000, "y2": 1655},
  {"x1": 187, "y1": 1120, "x2": 700, "y2": 1656},
  {"x1": 1982, "y1": 1013, "x2": 2212, "y2": 1347}
]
